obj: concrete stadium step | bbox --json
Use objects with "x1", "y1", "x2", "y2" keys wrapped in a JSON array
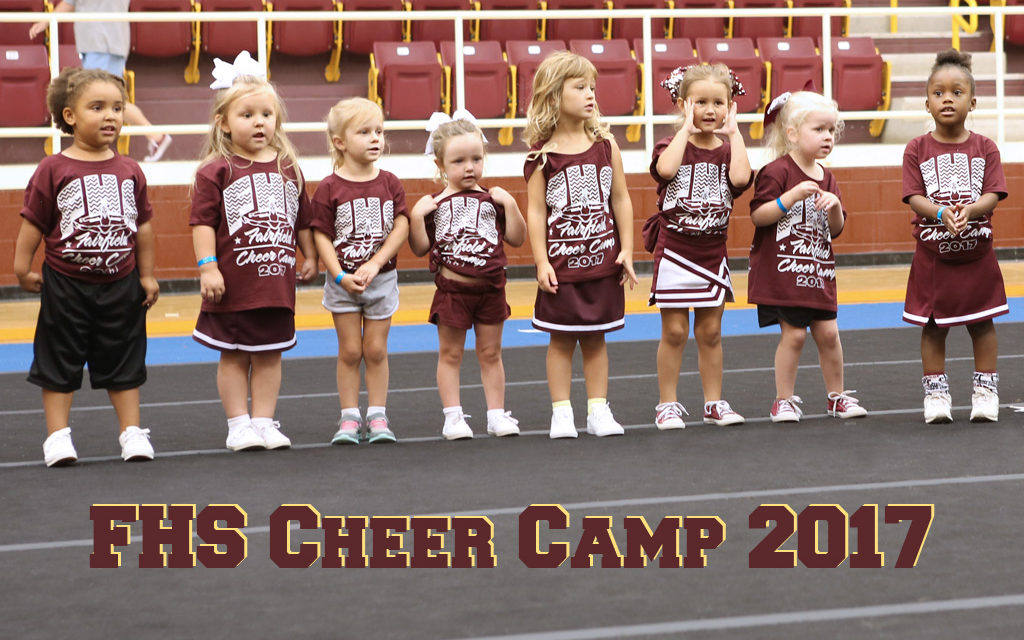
[{"x1": 880, "y1": 95, "x2": 1024, "y2": 144}]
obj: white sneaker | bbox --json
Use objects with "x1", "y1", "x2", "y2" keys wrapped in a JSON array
[
  {"x1": 770, "y1": 396, "x2": 803, "y2": 423},
  {"x1": 144, "y1": 134, "x2": 172, "y2": 162},
  {"x1": 970, "y1": 387, "x2": 999, "y2": 423},
  {"x1": 549, "y1": 407, "x2": 578, "y2": 439},
  {"x1": 924, "y1": 392, "x2": 953, "y2": 424},
  {"x1": 43, "y1": 427, "x2": 77, "y2": 467},
  {"x1": 655, "y1": 401, "x2": 687, "y2": 430},
  {"x1": 486, "y1": 411, "x2": 520, "y2": 437},
  {"x1": 119, "y1": 426, "x2": 154, "y2": 462},
  {"x1": 442, "y1": 411, "x2": 474, "y2": 440},
  {"x1": 253, "y1": 420, "x2": 291, "y2": 449},
  {"x1": 586, "y1": 402, "x2": 625, "y2": 437},
  {"x1": 226, "y1": 422, "x2": 266, "y2": 451}
]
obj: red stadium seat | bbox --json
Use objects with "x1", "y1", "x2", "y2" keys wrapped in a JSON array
[
  {"x1": 130, "y1": 0, "x2": 200, "y2": 83},
  {"x1": 440, "y1": 40, "x2": 509, "y2": 119},
  {"x1": 269, "y1": 0, "x2": 342, "y2": 81},
  {"x1": 827, "y1": 36, "x2": 889, "y2": 136},
  {"x1": 997, "y1": 0, "x2": 1024, "y2": 44},
  {"x1": 370, "y1": 41, "x2": 443, "y2": 119},
  {"x1": 609, "y1": 0, "x2": 671, "y2": 42},
  {"x1": 198, "y1": 0, "x2": 266, "y2": 59},
  {"x1": 757, "y1": 36, "x2": 822, "y2": 100},
  {"x1": 0, "y1": 44, "x2": 50, "y2": 126},
  {"x1": 0, "y1": 0, "x2": 45, "y2": 45},
  {"x1": 731, "y1": 0, "x2": 788, "y2": 41},
  {"x1": 672, "y1": 0, "x2": 728, "y2": 41},
  {"x1": 58, "y1": 43, "x2": 80, "y2": 68},
  {"x1": 505, "y1": 39, "x2": 565, "y2": 116},
  {"x1": 544, "y1": 0, "x2": 608, "y2": 43},
  {"x1": 474, "y1": 0, "x2": 540, "y2": 43},
  {"x1": 632, "y1": 37, "x2": 696, "y2": 114},
  {"x1": 569, "y1": 39, "x2": 637, "y2": 115},
  {"x1": 343, "y1": 0, "x2": 405, "y2": 55},
  {"x1": 696, "y1": 37, "x2": 763, "y2": 114},
  {"x1": 406, "y1": 0, "x2": 473, "y2": 46},
  {"x1": 790, "y1": 0, "x2": 848, "y2": 41}
]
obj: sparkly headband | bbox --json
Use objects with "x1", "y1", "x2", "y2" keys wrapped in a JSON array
[
  {"x1": 660, "y1": 65, "x2": 746, "y2": 103},
  {"x1": 762, "y1": 80, "x2": 819, "y2": 129}
]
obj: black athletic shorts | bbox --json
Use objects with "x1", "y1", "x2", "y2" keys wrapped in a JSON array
[{"x1": 27, "y1": 264, "x2": 148, "y2": 392}]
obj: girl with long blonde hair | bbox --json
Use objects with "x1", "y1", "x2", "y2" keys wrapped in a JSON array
[
  {"x1": 189, "y1": 57, "x2": 318, "y2": 452},
  {"x1": 523, "y1": 51, "x2": 639, "y2": 439}
]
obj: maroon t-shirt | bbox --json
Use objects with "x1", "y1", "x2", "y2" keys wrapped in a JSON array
[
  {"x1": 425, "y1": 189, "x2": 507, "y2": 282},
  {"x1": 523, "y1": 139, "x2": 621, "y2": 283},
  {"x1": 748, "y1": 154, "x2": 846, "y2": 311},
  {"x1": 309, "y1": 170, "x2": 408, "y2": 274},
  {"x1": 20, "y1": 153, "x2": 153, "y2": 284},
  {"x1": 189, "y1": 156, "x2": 312, "y2": 313},
  {"x1": 902, "y1": 132, "x2": 1007, "y2": 263},
  {"x1": 649, "y1": 137, "x2": 751, "y2": 240}
]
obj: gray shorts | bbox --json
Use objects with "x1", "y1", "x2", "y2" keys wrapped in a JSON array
[{"x1": 322, "y1": 268, "x2": 399, "y2": 319}]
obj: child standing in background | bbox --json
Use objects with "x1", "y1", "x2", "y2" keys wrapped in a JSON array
[
  {"x1": 523, "y1": 51, "x2": 639, "y2": 439},
  {"x1": 748, "y1": 91, "x2": 867, "y2": 423},
  {"x1": 14, "y1": 68, "x2": 159, "y2": 466},
  {"x1": 902, "y1": 49, "x2": 1008, "y2": 424},
  {"x1": 409, "y1": 112, "x2": 526, "y2": 440},
  {"x1": 311, "y1": 97, "x2": 409, "y2": 444},
  {"x1": 190, "y1": 55, "x2": 317, "y2": 452},
  {"x1": 647, "y1": 63, "x2": 752, "y2": 430}
]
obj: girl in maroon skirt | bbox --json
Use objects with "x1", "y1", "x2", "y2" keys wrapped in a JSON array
[
  {"x1": 523, "y1": 51, "x2": 640, "y2": 439},
  {"x1": 647, "y1": 63, "x2": 753, "y2": 430},
  {"x1": 190, "y1": 58, "x2": 318, "y2": 453},
  {"x1": 748, "y1": 91, "x2": 868, "y2": 423},
  {"x1": 409, "y1": 112, "x2": 527, "y2": 440},
  {"x1": 902, "y1": 50, "x2": 1008, "y2": 424}
]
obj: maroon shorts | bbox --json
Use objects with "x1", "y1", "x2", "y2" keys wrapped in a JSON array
[
  {"x1": 903, "y1": 245, "x2": 1008, "y2": 327},
  {"x1": 429, "y1": 275, "x2": 510, "y2": 329},
  {"x1": 193, "y1": 307, "x2": 296, "y2": 352},
  {"x1": 533, "y1": 273, "x2": 625, "y2": 334}
]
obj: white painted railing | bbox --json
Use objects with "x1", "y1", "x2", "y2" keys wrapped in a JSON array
[{"x1": 1, "y1": 6, "x2": 1023, "y2": 176}]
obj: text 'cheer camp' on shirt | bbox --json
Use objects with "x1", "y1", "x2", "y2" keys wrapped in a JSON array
[
  {"x1": 21, "y1": 153, "x2": 153, "y2": 284},
  {"x1": 425, "y1": 189, "x2": 508, "y2": 283},
  {"x1": 902, "y1": 132, "x2": 1007, "y2": 263},
  {"x1": 190, "y1": 156, "x2": 311, "y2": 313},
  {"x1": 524, "y1": 138, "x2": 621, "y2": 283},
  {"x1": 748, "y1": 154, "x2": 846, "y2": 312}
]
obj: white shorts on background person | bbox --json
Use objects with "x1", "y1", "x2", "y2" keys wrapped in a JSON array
[{"x1": 322, "y1": 268, "x2": 399, "y2": 320}]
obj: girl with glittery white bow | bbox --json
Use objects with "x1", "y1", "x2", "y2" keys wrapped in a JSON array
[
  {"x1": 408, "y1": 111, "x2": 527, "y2": 440},
  {"x1": 189, "y1": 52, "x2": 318, "y2": 453}
]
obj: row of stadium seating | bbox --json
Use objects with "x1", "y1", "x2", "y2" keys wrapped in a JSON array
[
  {"x1": 2, "y1": 0, "x2": 857, "y2": 84},
  {"x1": 0, "y1": 35, "x2": 889, "y2": 136},
  {"x1": 369, "y1": 36, "x2": 889, "y2": 143}
]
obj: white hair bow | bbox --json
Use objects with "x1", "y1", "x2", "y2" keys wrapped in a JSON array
[
  {"x1": 424, "y1": 109, "x2": 487, "y2": 155},
  {"x1": 210, "y1": 51, "x2": 267, "y2": 90}
]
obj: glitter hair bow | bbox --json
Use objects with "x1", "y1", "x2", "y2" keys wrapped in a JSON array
[
  {"x1": 762, "y1": 80, "x2": 819, "y2": 129},
  {"x1": 660, "y1": 65, "x2": 746, "y2": 103},
  {"x1": 210, "y1": 51, "x2": 267, "y2": 90},
  {"x1": 424, "y1": 109, "x2": 487, "y2": 155}
]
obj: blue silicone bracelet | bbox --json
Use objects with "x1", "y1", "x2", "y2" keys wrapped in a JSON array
[
  {"x1": 776, "y1": 197, "x2": 788, "y2": 214},
  {"x1": 197, "y1": 256, "x2": 217, "y2": 267},
  {"x1": 936, "y1": 206, "x2": 946, "y2": 222},
  {"x1": 334, "y1": 273, "x2": 344, "y2": 285}
]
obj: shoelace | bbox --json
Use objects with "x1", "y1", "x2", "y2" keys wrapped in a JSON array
[
  {"x1": 368, "y1": 417, "x2": 390, "y2": 432},
  {"x1": 125, "y1": 427, "x2": 151, "y2": 440},
  {"x1": 706, "y1": 401, "x2": 733, "y2": 416},
  {"x1": 779, "y1": 396, "x2": 803, "y2": 417},
  {"x1": 658, "y1": 402, "x2": 688, "y2": 421},
  {"x1": 492, "y1": 411, "x2": 518, "y2": 425},
  {"x1": 339, "y1": 418, "x2": 360, "y2": 432},
  {"x1": 828, "y1": 390, "x2": 861, "y2": 407}
]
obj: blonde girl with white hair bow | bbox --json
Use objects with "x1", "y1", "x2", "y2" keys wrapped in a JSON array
[
  {"x1": 189, "y1": 52, "x2": 318, "y2": 453},
  {"x1": 408, "y1": 111, "x2": 527, "y2": 440}
]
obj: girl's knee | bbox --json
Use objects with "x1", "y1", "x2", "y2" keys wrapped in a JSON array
[
  {"x1": 439, "y1": 342, "x2": 465, "y2": 365},
  {"x1": 661, "y1": 323, "x2": 688, "y2": 346},
  {"x1": 338, "y1": 344, "x2": 363, "y2": 366},
  {"x1": 362, "y1": 342, "x2": 388, "y2": 365},
  {"x1": 693, "y1": 322, "x2": 721, "y2": 348},
  {"x1": 476, "y1": 341, "x2": 502, "y2": 365}
]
